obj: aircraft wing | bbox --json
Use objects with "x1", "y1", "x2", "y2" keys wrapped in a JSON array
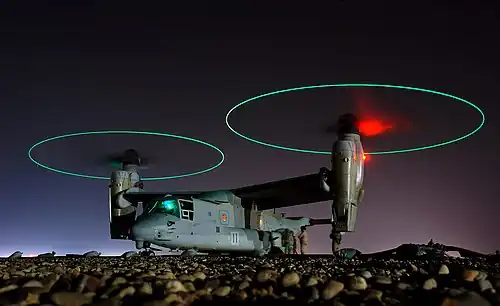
[
  {"x1": 231, "y1": 173, "x2": 332, "y2": 210},
  {"x1": 122, "y1": 191, "x2": 203, "y2": 205}
]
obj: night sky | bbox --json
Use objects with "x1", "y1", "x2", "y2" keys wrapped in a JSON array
[{"x1": 1, "y1": 2, "x2": 499, "y2": 256}]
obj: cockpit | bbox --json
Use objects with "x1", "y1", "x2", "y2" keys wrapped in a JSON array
[{"x1": 145, "y1": 197, "x2": 194, "y2": 221}]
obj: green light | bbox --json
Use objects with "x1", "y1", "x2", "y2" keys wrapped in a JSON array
[
  {"x1": 225, "y1": 83, "x2": 485, "y2": 155},
  {"x1": 28, "y1": 130, "x2": 225, "y2": 180},
  {"x1": 147, "y1": 199, "x2": 179, "y2": 215},
  {"x1": 162, "y1": 200, "x2": 176, "y2": 210}
]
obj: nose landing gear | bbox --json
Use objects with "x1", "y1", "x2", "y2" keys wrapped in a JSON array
[
  {"x1": 136, "y1": 241, "x2": 160, "y2": 256},
  {"x1": 139, "y1": 248, "x2": 156, "y2": 257}
]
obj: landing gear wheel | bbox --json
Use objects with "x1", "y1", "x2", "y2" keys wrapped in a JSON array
[{"x1": 140, "y1": 249, "x2": 156, "y2": 257}]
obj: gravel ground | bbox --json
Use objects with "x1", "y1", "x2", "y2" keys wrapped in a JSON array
[{"x1": 1, "y1": 255, "x2": 499, "y2": 305}]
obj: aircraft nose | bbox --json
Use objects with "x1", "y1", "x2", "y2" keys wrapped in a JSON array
[
  {"x1": 131, "y1": 218, "x2": 156, "y2": 241},
  {"x1": 131, "y1": 213, "x2": 172, "y2": 241}
]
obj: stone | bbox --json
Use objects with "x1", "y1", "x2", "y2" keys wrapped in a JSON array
[
  {"x1": 423, "y1": 278, "x2": 438, "y2": 290},
  {"x1": 410, "y1": 264, "x2": 418, "y2": 272},
  {"x1": 235, "y1": 290, "x2": 248, "y2": 300},
  {"x1": 22, "y1": 280, "x2": 43, "y2": 288},
  {"x1": 116, "y1": 286, "x2": 135, "y2": 298},
  {"x1": 349, "y1": 276, "x2": 367, "y2": 290},
  {"x1": 463, "y1": 270, "x2": 480, "y2": 282},
  {"x1": 397, "y1": 282, "x2": 412, "y2": 290},
  {"x1": 256, "y1": 270, "x2": 272, "y2": 283},
  {"x1": 166, "y1": 280, "x2": 187, "y2": 293},
  {"x1": 51, "y1": 292, "x2": 90, "y2": 306},
  {"x1": 443, "y1": 291, "x2": 491, "y2": 306},
  {"x1": 193, "y1": 271, "x2": 206, "y2": 280},
  {"x1": 281, "y1": 272, "x2": 300, "y2": 287},
  {"x1": 478, "y1": 279, "x2": 493, "y2": 292},
  {"x1": 439, "y1": 264, "x2": 450, "y2": 275},
  {"x1": 214, "y1": 286, "x2": 231, "y2": 297},
  {"x1": 305, "y1": 276, "x2": 318, "y2": 287},
  {"x1": 238, "y1": 280, "x2": 250, "y2": 290},
  {"x1": 365, "y1": 289, "x2": 383, "y2": 300},
  {"x1": 375, "y1": 275, "x2": 392, "y2": 285},
  {"x1": 322, "y1": 280, "x2": 344, "y2": 300}
]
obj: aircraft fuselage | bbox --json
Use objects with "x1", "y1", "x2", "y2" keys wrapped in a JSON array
[{"x1": 129, "y1": 194, "x2": 290, "y2": 255}]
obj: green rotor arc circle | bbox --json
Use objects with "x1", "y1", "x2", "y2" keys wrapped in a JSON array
[
  {"x1": 28, "y1": 130, "x2": 225, "y2": 180},
  {"x1": 225, "y1": 83, "x2": 485, "y2": 155}
]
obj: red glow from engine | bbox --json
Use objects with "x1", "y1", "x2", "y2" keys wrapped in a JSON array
[{"x1": 358, "y1": 119, "x2": 393, "y2": 137}]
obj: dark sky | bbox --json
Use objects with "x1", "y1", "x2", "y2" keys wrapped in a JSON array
[{"x1": 1, "y1": 2, "x2": 499, "y2": 255}]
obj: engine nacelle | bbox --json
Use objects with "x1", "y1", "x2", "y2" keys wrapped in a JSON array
[
  {"x1": 109, "y1": 168, "x2": 142, "y2": 239},
  {"x1": 331, "y1": 133, "x2": 365, "y2": 232}
]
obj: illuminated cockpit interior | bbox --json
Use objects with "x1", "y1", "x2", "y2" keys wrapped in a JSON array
[
  {"x1": 147, "y1": 199, "x2": 180, "y2": 218},
  {"x1": 145, "y1": 197, "x2": 195, "y2": 221}
]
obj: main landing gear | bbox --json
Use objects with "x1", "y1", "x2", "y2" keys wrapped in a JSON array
[
  {"x1": 330, "y1": 208, "x2": 342, "y2": 255},
  {"x1": 330, "y1": 230, "x2": 342, "y2": 255}
]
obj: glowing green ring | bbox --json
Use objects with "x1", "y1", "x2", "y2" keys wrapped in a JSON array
[
  {"x1": 226, "y1": 83, "x2": 485, "y2": 155},
  {"x1": 28, "y1": 130, "x2": 225, "y2": 180}
]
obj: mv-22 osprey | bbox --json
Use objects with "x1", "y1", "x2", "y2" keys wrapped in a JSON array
[{"x1": 109, "y1": 114, "x2": 365, "y2": 256}]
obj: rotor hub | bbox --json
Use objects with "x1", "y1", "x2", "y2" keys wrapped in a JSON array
[
  {"x1": 122, "y1": 149, "x2": 141, "y2": 166},
  {"x1": 337, "y1": 113, "x2": 360, "y2": 135}
]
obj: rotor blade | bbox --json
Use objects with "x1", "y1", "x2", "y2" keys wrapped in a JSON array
[
  {"x1": 93, "y1": 149, "x2": 157, "y2": 168},
  {"x1": 91, "y1": 154, "x2": 122, "y2": 167}
]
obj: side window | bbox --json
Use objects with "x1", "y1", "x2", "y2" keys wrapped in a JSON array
[
  {"x1": 180, "y1": 200, "x2": 194, "y2": 211},
  {"x1": 216, "y1": 226, "x2": 220, "y2": 233},
  {"x1": 179, "y1": 199, "x2": 194, "y2": 221}
]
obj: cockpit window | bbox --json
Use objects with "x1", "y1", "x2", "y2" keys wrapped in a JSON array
[
  {"x1": 180, "y1": 200, "x2": 193, "y2": 211},
  {"x1": 147, "y1": 199, "x2": 180, "y2": 218}
]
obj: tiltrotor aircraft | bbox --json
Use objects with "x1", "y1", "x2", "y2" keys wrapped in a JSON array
[{"x1": 109, "y1": 113, "x2": 365, "y2": 256}]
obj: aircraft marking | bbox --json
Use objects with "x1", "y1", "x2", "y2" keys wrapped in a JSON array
[
  {"x1": 230, "y1": 232, "x2": 239, "y2": 245},
  {"x1": 219, "y1": 210, "x2": 229, "y2": 225}
]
